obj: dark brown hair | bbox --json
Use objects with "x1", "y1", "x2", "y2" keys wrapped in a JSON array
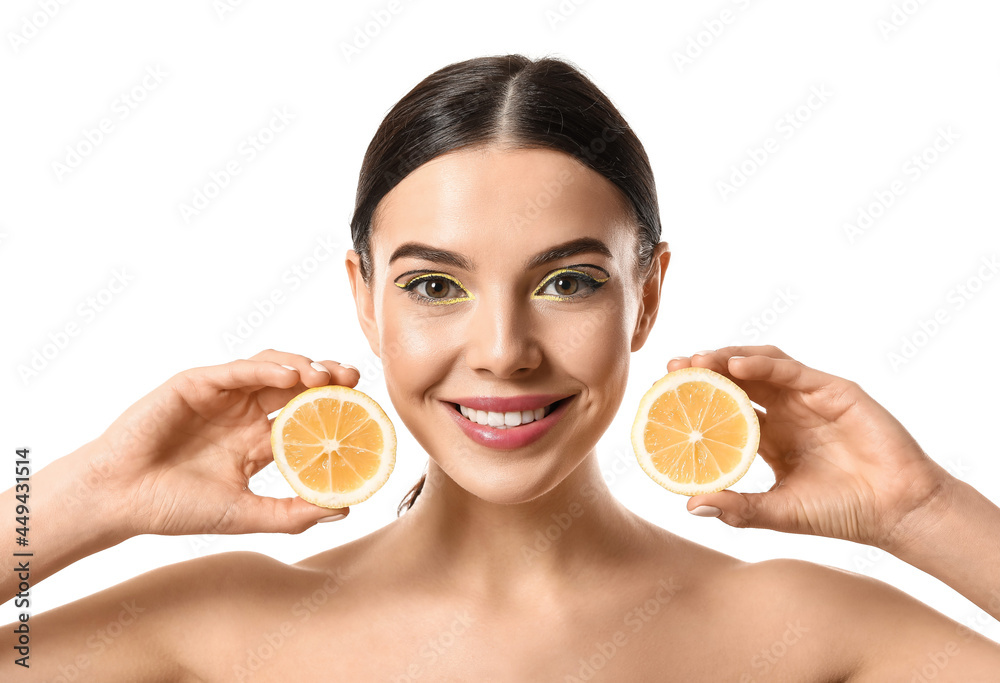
[{"x1": 348, "y1": 54, "x2": 662, "y2": 515}]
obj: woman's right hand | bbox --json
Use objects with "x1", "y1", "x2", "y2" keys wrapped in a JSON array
[{"x1": 83, "y1": 350, "x2": 359, "y2": 538}]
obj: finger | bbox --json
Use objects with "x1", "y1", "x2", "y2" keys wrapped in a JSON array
[
  {"x1": 664, "y1": 354, "x2": 771, "y2": 413},
  {"x1": 248, "y1": 349, "x2": 320, "y2": 365},
  {"x1": 727, "y1": 355, "x2": 832, "y2": 394},
  {"x1": 709, "y1": 345, "x2": 795, "y2": 361},
  {"x1": 686, "y1": 488, "x2": 798, "y2": 533},
  {"x1": 185, "y1": 359, "x2": 300, "y2": 393},
  {"x1": 248, "y1": 350, "x2": 336, "y2": 387},
  {"x1": 666, "y1": 356, "x2": 692, "y2": 372},
  {"x1": 310, "y1": 360, "x2": 361, "y2": 388},
  {"x1": 254, "y1": 361, "x2": 362, "y2": 415},
  {"x1": 220, "y1": 493, "x2": 350, "y2": 534},
  {"x1": 292, "y1": 360, "x2": 332, "y2": 388},
  {"x1": 683, "y1": 352, "x2": 790, "y2": 408},
  {"x1": 668, "y1": 347, "x2": 789, "y2": 374}
]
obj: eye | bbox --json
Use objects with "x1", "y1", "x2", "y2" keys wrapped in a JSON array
[
  {"x1": 395, "y1": 267, "x2": 609, "y2": 305},
  {"x1": 396, "y1": 273, "x2": 473, "y2": 305},
  {"x1": 533, "y1": 268, "x2": 609, "y2": 300}
]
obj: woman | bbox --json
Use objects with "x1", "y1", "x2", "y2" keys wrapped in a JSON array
[{"x1": 4, "y1": 54, "x2": 999, "y2": 681}]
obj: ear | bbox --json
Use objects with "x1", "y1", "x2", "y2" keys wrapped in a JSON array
[
  {"x1": 630, "y1": 242, "x2": 671, "y2": 353},
  {"x1": 345, "y1": 249, "x2": 381, "y2": 358}
]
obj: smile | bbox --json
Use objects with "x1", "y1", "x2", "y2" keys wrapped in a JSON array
[
  {"x1": 454, "y1": 402, "x2": 557, "y2": 429},
  {"x1": 441, "y1": 395, "x2": 575, "y2": 450}
]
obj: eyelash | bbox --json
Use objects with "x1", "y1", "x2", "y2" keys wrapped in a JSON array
[{"x1": 396, "y1": 268, "x2": 609, "y2": 306}]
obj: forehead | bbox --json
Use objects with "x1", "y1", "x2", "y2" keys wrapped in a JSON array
[{"x1": 371, "y1": 146, "x2": 635, "y2": 267}]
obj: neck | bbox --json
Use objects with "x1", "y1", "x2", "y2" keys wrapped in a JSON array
[{"x1": 386, "y1": 450, "x2": 650, "y2": 599}]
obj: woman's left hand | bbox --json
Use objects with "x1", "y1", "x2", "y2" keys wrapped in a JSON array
[{"x1": 670, "y1": 345, "x2": 956, "y2": 551}]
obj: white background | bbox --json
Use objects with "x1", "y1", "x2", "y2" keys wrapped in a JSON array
[{"x1": 2, "y1": 0, "x2": 999, "y2": 642}]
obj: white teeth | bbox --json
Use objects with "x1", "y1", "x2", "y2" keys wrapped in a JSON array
[{"x1": 456, "y1": 400, "x2": 560, "y2": 428}]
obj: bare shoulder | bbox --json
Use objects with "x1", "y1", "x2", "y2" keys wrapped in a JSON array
[
  {"x1": 149, "y1": 549, "x2": 355, "y2": 680},
  {"x1": 144, "y1": 549, "x2": 294, "y2": 591},
  {"x1": 4, "y1": 550, "x2": 312, "y2": 682},
  {"x1": 724, "y1": 557, "x2": 1000, "y2": 681},
  {"x1": 108, "y1": 550, "x2": 324, "y2": 640},
  {"x1": 113, "y1": 549, "x2": 313, "y2": 610}
]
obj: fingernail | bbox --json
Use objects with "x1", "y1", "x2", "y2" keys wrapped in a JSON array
[
  {"x1": 669, "y1": 356, "x2": 687, "y2": 362},
  {"x1": 280, "y1": 364, "x2": 297, "y2": 371},
  {"x1": 317, "y1": 513, "x2": 346, "y2": 523},
  {"x1": 693, "y1": 350, "x2": 714, "y2": 356},
  {"x1": 689, "y1": 505, "x2": 722, "y2": 518},
  {"x1": 729, "y1": 356, "x2": 745, "y2": 361},
  {"x1": 339, "y1": 363, "x2": 359, "y2": 373},
  {"x1": 310, "y1": 361, "x2": 331, "y2": 374}
]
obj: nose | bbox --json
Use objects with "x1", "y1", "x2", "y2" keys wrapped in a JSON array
[{"x1": 463, "y1": 288, "x2": 542, "y2": 379}]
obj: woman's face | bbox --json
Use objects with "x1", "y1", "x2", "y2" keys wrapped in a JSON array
[{"x1": 347, "y1": 146, "x2": 667, "y2": 505}]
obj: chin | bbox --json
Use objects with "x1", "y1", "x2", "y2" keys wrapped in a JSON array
[{"x1": 443, "y1": 456, "x2": 574, "y2": 505}]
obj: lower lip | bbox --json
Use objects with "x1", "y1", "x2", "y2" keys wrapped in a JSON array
[{"x1": 443, "y1": 397, "x2": 574, "y2": 450}]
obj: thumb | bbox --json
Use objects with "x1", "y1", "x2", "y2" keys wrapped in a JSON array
[
  {"x1": 223, "y1": 493, "x2": 350, "y2": 534},
  {"x1": 686, "y1": 489, "x2": 786, "y2": 530}
]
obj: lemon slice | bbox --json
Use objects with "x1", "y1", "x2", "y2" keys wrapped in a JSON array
[
  {"x1": 632, "y1": 367, "x2": 759, "y2": 496},
  {"x1": 270, "y1": 385, "x2": 396, "y2": 508}
]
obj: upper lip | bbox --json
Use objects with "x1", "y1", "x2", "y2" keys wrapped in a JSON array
[{"x1": 445, "y1": 394, "x2": 573, "y2": 413}]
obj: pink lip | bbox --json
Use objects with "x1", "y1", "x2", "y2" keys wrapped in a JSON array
[
  {"x1": 442, "y1": 396, "x2": 574, "y2": 450},
  {"x1": 445, "y1": 394, "x2": 571, "y2": 412}
]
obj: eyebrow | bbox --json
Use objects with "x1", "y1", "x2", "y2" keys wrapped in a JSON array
[{"x1": 388, "y1": 237, "x2": 613, "y2": 272}]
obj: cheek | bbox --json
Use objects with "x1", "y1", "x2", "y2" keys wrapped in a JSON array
[
  {"x1": 546, "y1": 299, "x2": 632, "y2": 387},
  {"x1": 378, "y1": 304, "x2": 457, "y2": 405}
]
